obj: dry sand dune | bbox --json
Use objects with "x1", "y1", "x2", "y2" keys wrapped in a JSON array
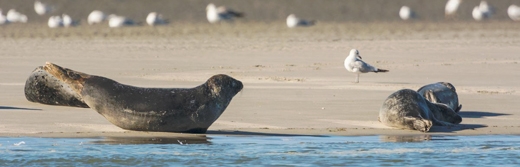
[{"x1": 0, "y1": 1, "x2": 520, "y2": 137}]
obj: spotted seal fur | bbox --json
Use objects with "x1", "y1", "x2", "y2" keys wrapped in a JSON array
[
  {"x1": 41, "y1": 62, "x2": 243, "y2": 133},
  {"x1": 417, "y1": 82, "x2": 462, "y2": 112},
  {"x1": 379, "y1": 89, "x2": 462, "y2": 132}
]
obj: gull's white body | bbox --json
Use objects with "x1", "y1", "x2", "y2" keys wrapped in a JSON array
[
  {"x1": 48, "y1": 15, "x2": 62, "y2": 28},
  {"x1": 34, "y1": 0, "x2": 53, "y2": 15},
  {"x1": 344, "y1": 49, "x2": 388, "y2": 83},
  {"x1": 6, "y1": 9, "x2": 27, "y2": 23},
  {"x1": 508, "y1": 4, "x2": 520, "y2": 21},
  {"x1": 286, "y1": 14, "x2": 315, "y2": 28},
  {"x1": 146, "y1": 12, "x2": 167, "y2": 26},
  {"x1": 0, "y1": 9, "x2": 7, "y2": 25},
  {"x1": 399, "y1": 6, "x2": 413, "y2": 20},
  {"x1": 62, "y1": 14, "x2": 72, "y2": 27},
  {"x1": 445, "y1": 0, "x2": 462, "y2": 18},
  {"x1": 108, "y1": 14, "x2": 133, "y2": 28},
  {"x1": 88, "y1": 10, "x2": 106, "y2": 25},
  {"x1": 206, "y1": 3, "x2": 242, "y2": 23}
]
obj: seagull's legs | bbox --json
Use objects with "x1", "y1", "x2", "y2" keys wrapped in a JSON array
[{"x1": 355, "y1": 73, "x2": 359, "y2": 83}]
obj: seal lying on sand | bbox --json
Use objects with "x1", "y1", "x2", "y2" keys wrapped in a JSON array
[
  {"x1": 417, "y1": 82, "x2": 462, "y2": 112},
  {"x1": 24, "y1": 66, "x2": 88, "y2": 108},
  {"x1": 41, "y1": 62, "x2": 243, "y2": 133},
  {"x1": 379, "y1": 89, "x2": 462, "y2": 132}
]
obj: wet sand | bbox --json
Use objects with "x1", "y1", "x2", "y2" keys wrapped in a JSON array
[{"x1": 1, "y1": 0, "x2": 520, "y2": 138}]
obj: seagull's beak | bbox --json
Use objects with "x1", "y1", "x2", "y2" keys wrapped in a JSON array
[{"x1": 357, "y1": 55, "x2": 362, "y2": 59}]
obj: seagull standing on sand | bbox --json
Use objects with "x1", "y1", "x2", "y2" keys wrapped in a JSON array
[
  {"x1": 445, "y1": 0, "x2": 462, "y2": 19},
  {"x1": 87, "y1": 10, "x2": 106, "y2": 25},
  {"x1": 146, "y1": 12, "x2": 167, "y2": 26},
  {"x1": 286, "y1": 14, "x2": 316, "y2": 28},
  {"x1": 206, "y1": 3, "x2": 243, "y2": 23},
  {"x1": 399, "y1": 6, "x2": 414, "y2": 20},
  {"x1": 0, "y1": 9, "x2": 8, "y2": 25},
  {"x1": 48, "y1": 15, "x2": 62, "y2": 28},
  {"x1": 34, "y1": 0, "x2": 53, "y2": 15},
  {"x1": 508, "y1": 4, "x2": 520, "y2": 21},
  {"x1": 472, "y1": 1, "x2": 493, "y2": 21},
  {"x1": 344, "y1": 49, "x2": 388, "y2": 83},
  {"x1": 6, "y1": 9, "x2": 27, "y2": 23},
  {"x1": 62, "y1": 14, "x2": 73, "y2": 27},
  {"x1": 108, "y1": 14, "x2": 134, "y2": 28}
]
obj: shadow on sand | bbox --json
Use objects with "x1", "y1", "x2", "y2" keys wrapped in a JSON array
[
  {"x1": 0, "y1": 106, "x2": 41, "y2": 111},
  {"x1": 458, "y1": 111, "x2": 510, "y2": 118},
  {"x1": 428, "y1": 110, "x2": 510, "y2": 133}
]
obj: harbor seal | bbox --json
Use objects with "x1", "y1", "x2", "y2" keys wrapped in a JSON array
[
  {"x1": 24, "y1": 66, "x2": 88, "y2": 108},
  {"x1": 42, "y1": 62, "x2": 243, "y2": 133},
  {"x1": 379, "y1": 89, "x2": 462, "y2": 132},
  {"x1": 417, "y1": 82, "x2": 462, "y2": 112}
]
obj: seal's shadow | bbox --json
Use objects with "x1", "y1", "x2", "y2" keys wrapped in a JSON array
[
  {"x1": 429, "y1": 110, "x2": 510, "y2": 132},
  {"x1": 0, "y1": 106, "x2": 41, "y2": 111},
  {"x1": 458, "y1": 111, "x2": 510, "y2": 118}
]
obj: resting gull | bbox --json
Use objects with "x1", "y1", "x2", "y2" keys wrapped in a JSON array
[
  {"x1": 508, "y1": 4, "x2": 520, "y2": 21},
  {"x1": 472, "y1": 1, "x2": 493, "y2": 21},
  {"x1": 286, "y1": 14, "x2": 316, "y2": 28},
  {"x1": 206, "y1": 3, "x2": 243, "y2": 23},
  {"x1": 47, "y1": 15, "x2": 62, "y2": 28},
  {"x1": 34, "y1": 0, "x2": 53, "y2": 15},
  {"x1": 108, "y1": 14, "x2": 135, "y2": 28},
  {"x1": 399, "y1": 6, "x2": 414, "y2": 20},
  {"x1": 0, "y1": 9, "x2": 7, "y2": 25},
  {"x1": 62, "y1": 14, "x2": 73, "y2": 27},
  {"x1": 146, "y1": 12, "x2": 168, "y2": 26},
  {"x1": 344, "y1": 49, "x2": 388, "y2": 83},
  {"x1": 88, "y1": 10, "x2": 106, "y2": 25},
  {"x1": 6, "y1": 9, "x2": 27, "y2": 23},
  {"x1": 445, "y1": 0, "x2": 462, "y2": 19}
]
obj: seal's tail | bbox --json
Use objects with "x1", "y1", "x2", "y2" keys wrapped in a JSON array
[{"x1": 375, "y1": 68, "x2": 389, "y2": 73}]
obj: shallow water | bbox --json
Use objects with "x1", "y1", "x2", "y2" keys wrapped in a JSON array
[{"x1": 0, "y1": 135, "x2": 519, "y2": 166}]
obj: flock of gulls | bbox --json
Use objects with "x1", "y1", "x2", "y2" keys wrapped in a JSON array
[
  {"x1": 1, "y1": 0, "x2": 519, "y2": 28},
  {"x1": 401, "y1": 0, "x2": 520, "y2": 21}
]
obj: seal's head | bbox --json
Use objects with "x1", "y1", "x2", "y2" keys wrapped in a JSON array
[
  {"x1": 431, "y1": 103, "x2": 462, "y2": 124},
  {"x1": 43, "y1": 62, "x2": 91, "y2": 95},
  {"x1": 207, "y1": 74, "x2": 243, "y2": 98}
]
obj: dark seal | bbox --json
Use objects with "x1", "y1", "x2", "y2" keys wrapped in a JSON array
[
  {"x1": 379, "y1": 89, "x2": 462, "y2": 132},
  {"x1": 24, "y1": 66, "x2": 88, "y2": 108},
  {"x1": 42, "y1": 62, "x2": 243, "y2": 133},
  {"x1": 417, "y1": 82, "x2": 462, "y2": 112}
]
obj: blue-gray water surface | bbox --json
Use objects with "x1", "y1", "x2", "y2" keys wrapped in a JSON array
[{"x1": 0, "y1": 135, "x2": 519, "y2": 166}]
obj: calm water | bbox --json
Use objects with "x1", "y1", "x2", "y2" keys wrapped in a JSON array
[{"x1": 0, "y1": 135, "x2": 519, "y2": 166}]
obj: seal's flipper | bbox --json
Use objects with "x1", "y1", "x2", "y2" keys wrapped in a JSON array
[
  {"x1": 403, "y1": 116, "x2": 432, "y2": 132},
  {"x1": 456, "y1": 104, "x2": 462, "y2": 113}
]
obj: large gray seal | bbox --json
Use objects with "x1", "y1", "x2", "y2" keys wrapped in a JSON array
[
  {"x1": 24, "y1": 66, "x2": 88, "y2": 108},
  {"x1": 379, "y1": 89, "x2": 462, "y2": 132},
  {"x1": 417, "y1": 82, "x2": 462, "y2": 112},
  {"x1": 42, "y1": 62, "x2": 243, "y2": 133}
]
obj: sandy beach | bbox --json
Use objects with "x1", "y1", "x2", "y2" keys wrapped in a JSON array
[{"x1": 1, "y1": 0, "x2": 520, "y2": 138}]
